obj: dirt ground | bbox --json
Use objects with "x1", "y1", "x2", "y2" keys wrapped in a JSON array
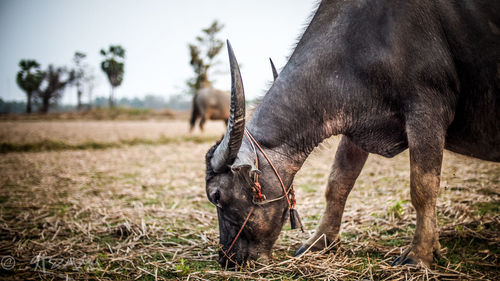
[{"x1": 0, "y1": 120, "x2": 498, "y2": 280}]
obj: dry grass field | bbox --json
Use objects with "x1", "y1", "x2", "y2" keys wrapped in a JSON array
[
  {"x1": 0, "y1": 120, "x2": 223, "y2": 144},
  {"x1": 0, "y1": 119, "x2": 498, "y2": 280}
]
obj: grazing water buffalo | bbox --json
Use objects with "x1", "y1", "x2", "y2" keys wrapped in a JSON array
[
  {"x1": 205, "y1": 0, "x2": 499, "y2": 268},
  {"x1": 190, "y1": 86, "x2": 230, "y2": 131}
]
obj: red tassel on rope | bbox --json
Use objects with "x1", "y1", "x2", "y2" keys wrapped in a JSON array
[{"x1": 252, "y1": 181, "x2": 265, "y2": 202}]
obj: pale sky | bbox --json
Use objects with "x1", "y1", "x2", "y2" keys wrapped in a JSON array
[{"x1": 0, "y1": 0, "x2": 316, "y2": 104}]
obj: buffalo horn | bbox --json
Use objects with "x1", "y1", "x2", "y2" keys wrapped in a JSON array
[
  {"x1": 269, "y1": 58, "x2": 278, "y2": 81},
  {"x1": 211, "y1": 41, "x2": 246, "y2": 172}
]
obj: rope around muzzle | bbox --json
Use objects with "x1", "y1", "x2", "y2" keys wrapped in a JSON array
[{"x1": 224, "y1": 128, "x2": 303, "y2": 255}]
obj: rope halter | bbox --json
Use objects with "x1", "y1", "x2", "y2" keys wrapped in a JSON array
[{"x1": 223, "y1": 128, "x2": 303, "y2": 256}]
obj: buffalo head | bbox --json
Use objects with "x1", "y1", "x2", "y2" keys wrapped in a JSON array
[{"x1": 205, "y1": 42, "x2": 290, "y2": 268}]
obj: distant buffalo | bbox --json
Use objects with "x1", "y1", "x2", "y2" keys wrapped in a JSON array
[{"x1": 190, "y1": 87, "x2": 230, "y2": 132}]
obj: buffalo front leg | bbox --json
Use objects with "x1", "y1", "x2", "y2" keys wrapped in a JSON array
[
  {"x1": 296, "y1": 136, "x2": 368, "y2": 255},
  {"x1": 392, "y1": 118, "x2": 444, "y2": 266}
]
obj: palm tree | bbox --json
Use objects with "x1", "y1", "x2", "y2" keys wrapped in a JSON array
[
  {"x1": 16, "y1": 60, "x2": 44, "y2": 113},
  {"x1": 100, "y1": 45, "x2": 125, "y2": 108}
]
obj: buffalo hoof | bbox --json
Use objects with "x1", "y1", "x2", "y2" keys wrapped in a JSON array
[
  {"x1": 391, "y1": 255, "x2": 419, "y2": 266},
  {"x1": 391, "y1": 247, "x2": 436, "y2": 267},
  {"x1": 295, "y1": 241, "x2": 337, "y2": 257},
  {"x1": 295, "y1": 245, "x2": 307, "y2": 256}
]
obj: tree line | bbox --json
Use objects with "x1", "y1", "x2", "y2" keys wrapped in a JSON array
[
  {"x1": 14, "y1": 20, "x2": 226, "y2": 115},
  {"x1": 0, "y1": 94, "x2": 192, "y2": 114},
  {"x1": 16, "y1": 45, "x2": 125, "y2": 114}
]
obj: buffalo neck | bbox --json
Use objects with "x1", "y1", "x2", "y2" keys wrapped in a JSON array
[
  {"x1": 246, "y1": 79, "x2": 345, "y2": 175},
  {"x1": 243, "y1": 0, "x2": 369, "y2": 188},
  {"x1": 245, "y1": 58, "x2": 351, "y2": 187}
]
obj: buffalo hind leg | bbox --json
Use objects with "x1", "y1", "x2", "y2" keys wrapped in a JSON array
[
  {"x1": 199, "y1": 116, "x2": 206, "y2": 132},
  {"x1": 189, "y1": 104, "x2": 200, "y2": 132},
  {"x1": 392, "y1": 117, "x2": 444, "y2": 266},
  {"x1": 296, "y1": 136, "x2": 368, "y2": 255},
  {"x1": 189, "y1": 116, "x2": 197, "y2": 133}
]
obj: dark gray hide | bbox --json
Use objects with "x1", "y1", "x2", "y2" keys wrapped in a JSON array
[
  {"x1": 190, "y1": 86, "x2": 230, "y2": 131},
  {"x1": 205, "y1": 0, "x2": 499, "y2": 268}
]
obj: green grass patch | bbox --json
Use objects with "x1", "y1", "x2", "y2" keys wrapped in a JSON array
[
  {"x1": 97, "y1": 234, "x2": 120, "y2": 247},
  {"x1": 0, "y1": 139, "x2": 118, "y2": 153},
  {"x1": 57, "y1": 203, "x2": 71, "y2": 216},
  {"x1": 0, "y1": 195, "x2": 9, "y2": 204},
  {"x1": 341, "y1": 231, "x2": 358, "y2": 241},
  {"x1": 344, "y1": 252, "x2": 384, "y2": 273},
  {"x1": 141, "y1": 257, "x2": 219, "y2": 279},
  {"x1": 0, "y1": 135, "x2": 219, "y2": 153},
  {"x1": 379, "y1": 237, "x2": 407, "y2": 247},
  {"x1": 107, "y1": 107, "x2": 152, "y2": 117},
  {"x1": 440, "y1": 235, "x2": 499, "y2": 273},
  {"x1": 143, "y1": 197, "x2": 162, "y2": 206},
  {"x1": 478, "y1": 188, "x2": 500, "y2": 196},
  {"x1": 387, "y1": 200, "x2": 409, "y2": 219},
  {"x1": 473, "y1": 200, "x2": 499, "y2": 216}
]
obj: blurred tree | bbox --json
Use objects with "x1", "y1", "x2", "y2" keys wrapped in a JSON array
[
  {"x1": 72, "y1": 51, "x2": 87, "y2": 111},
  {"x1": 16, "y1": 59, "x2": 45, "y2": 113},
  {"x1": 100, "y1": 45, "x2": 125, "y2": 108},
  {"x1": 187, "y1": 20, "x2": 225, "y2": 94},
  {"x1": 37, "y1": 65, "x2": 75, "y2": 114},
  {"x1": 84, "y1": 68, "x2": 97, "y2": 110}
]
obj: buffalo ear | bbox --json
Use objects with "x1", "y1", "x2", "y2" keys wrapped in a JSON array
[
  {"x1": 231, "y1": 163, "x2": 252, "y2": 174},
  {"x1": 231, "y1": 163, "x2": 260, "y2": 183},
  {"x1": 231, "y1": 140, "x2": 260, "y2": 183}
]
